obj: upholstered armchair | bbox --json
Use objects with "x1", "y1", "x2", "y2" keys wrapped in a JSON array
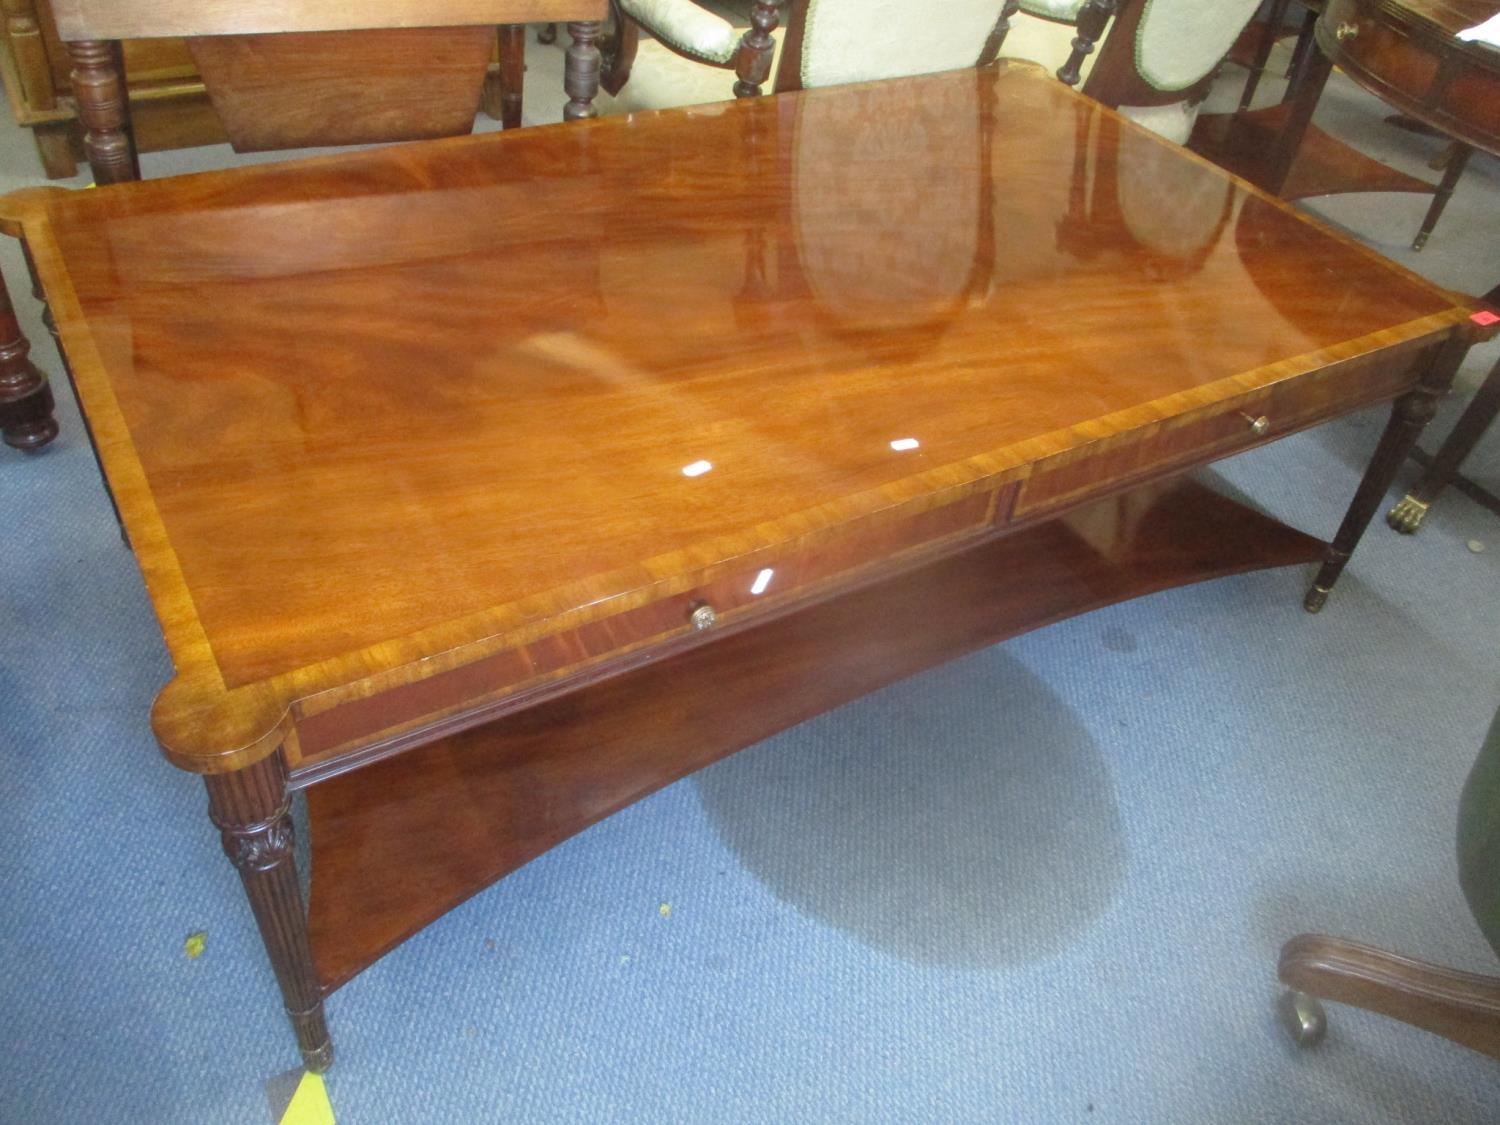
[{"x1": 1278, "y1": 702, "x2": 1500, "y2": 1061}]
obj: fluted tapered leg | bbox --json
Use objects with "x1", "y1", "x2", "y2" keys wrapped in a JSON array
[
  {"x1": 206, "y1": 752, "x2": 331, "y2": 1072},
  {"x1": 1305, "y1": 334, "x2": 1470, "y2": 611}
]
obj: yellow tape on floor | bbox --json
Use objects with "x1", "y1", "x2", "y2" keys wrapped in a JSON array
[{"x1": 279, "y1": 1072, "x2": 334, "y2": 1125}]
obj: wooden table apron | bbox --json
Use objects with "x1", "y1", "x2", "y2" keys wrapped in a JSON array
[{"x1": 1, "y1": 63, "x2": 1485, "y2": 1072}]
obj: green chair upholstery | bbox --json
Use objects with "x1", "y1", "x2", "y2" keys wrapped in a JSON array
[
  {"x1": 1459, "y1": 705, "x2": 1500, "y2": 959},
  {"x1": 1084, "y1": 0, "x2": 1262, "y2": 144},
  {"x1": 1277, "y1": 703, "x2": 1500, "y2": 1061}
]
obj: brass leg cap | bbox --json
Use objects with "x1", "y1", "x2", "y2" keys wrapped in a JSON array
[
  {"x1": 1303, "y1": 585, "x2": 1329, "y2": 614},
  {"x1": 301, "y1": 1041, "x2": 333, "y2": 1074}
]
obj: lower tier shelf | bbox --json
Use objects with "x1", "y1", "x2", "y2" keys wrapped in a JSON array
[
  {"x1": 1190, "y1": 104, "x2": 1435, "y2": 201},
  {"x1": 305, "y1": 475, "x2": 1326, "y2": 992}
]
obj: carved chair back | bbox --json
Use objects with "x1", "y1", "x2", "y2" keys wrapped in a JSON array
[
  {"x1": 1082, "y1": 0, "x2": 1261, "y2": 142},
  {"x1": 605, "y1": 0, "x2": 1013, "y2": 102},
  {"x1": 772, "y1": 0, "x2": 1011, "y2": 92}
]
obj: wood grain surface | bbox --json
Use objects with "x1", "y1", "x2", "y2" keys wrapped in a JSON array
[
  {"x1": 0, "y1": 63, "x2": 1476, "y2": 773},
  {"x1": 49, "y1": 0, "x2": 606, "y2": 41},
  {"x1": 306, "y1": 477, "x2": 1327, "y2": 991},
  {"x1": 185, "y1": 27, "x2": 497, "y2": 151}
]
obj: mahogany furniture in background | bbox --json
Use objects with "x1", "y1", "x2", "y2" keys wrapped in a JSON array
[
  {"x1": 1, "y1": 2, "x2": 548, "y2": 177},
  {"x1": 2, "y1": 63, "x2": 1490, "y2": 1073},
  {"x1": 1, "y1": 0, "x2": 223, "y2": 178},
  {"x1": 0, "y1": 262, "x2": 55, "y2": 451},
  {"x1": 1387, "y1": 351, "x2": 1500, "y2": 531},
  {"x1": 45, "y1": 0, "x2": 607, "y2": 185},
  {"x1": 1278, "y1": 703, "x2": 1500, "y2": 1061},
  {"x1": 1192, "y1": 0, "x2": 1500, "y2": 251},
  {"x1": 1233, "y1": 0, "x2": 1323, "y2": 112}
]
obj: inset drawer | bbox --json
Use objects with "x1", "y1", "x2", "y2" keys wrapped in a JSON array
[
  {"x1": 1015, "y1": 339, "x2": 1431, "y2": 519},
  {"x1": 290, "y1": 486, "x2": 1007, "y2": 770}
]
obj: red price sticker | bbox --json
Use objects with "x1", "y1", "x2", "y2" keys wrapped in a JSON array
[{"x1": 1472, "y1": 310, "x2": 1500, "y2": 326}]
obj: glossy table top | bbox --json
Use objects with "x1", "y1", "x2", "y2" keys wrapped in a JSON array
[{"x1": 1, "y1": 63, "x2": 1469, "y2": 767}]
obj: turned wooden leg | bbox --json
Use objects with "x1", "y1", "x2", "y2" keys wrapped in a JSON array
[
  {"x1": 1238, "y1": 0, "x2": 1293, "y2": 111},
  {"x1": 497, "y1": 24, "x2": 525, "y2": 129},
  {"x1": 1265, "y1": 42, "x2": 1332, "y2": 196},
  {"x1": 1388, "y1": 352, "x2": 1500, "y2": 533},
  {"x1": 1278, "y1": 934, "x2": 1500, "y2": 1059},
  {"x1": 1057, "y1": 0, "x2": 1114, "y2": 88},
  {"x1": 1305, "y1": 334, "x2": 1469, "y2": 611},
  {"x1": 66, "y1": 39, "x2": 138, "y2": 184},
  {"x1": 1412, "y1": 142, "x2": 1471, "y2": 251},
  {"x1": 206, "y1": 753, "x2": 331, "y2": 1073},
  {"x1": 732, "y1": 1, "x2": 780, "y2": 98},
  {"x1": 563, "y1": 21, "x2": 602, "y2": 120},
  {"x1": 0, "y1": 260, "x2": 57, "y2": 452},
  {"x1": 981, "y1": 1, "x2": 1022, "y2": 64}
]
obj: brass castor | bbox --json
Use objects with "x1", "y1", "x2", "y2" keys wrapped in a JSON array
[
  {"x1": 1303, "y1": 584, "x2": 1330, "y2": 614},
  {"x1": 1386, "y1": 493, "x2": 1429, "y2": 534},
  {"x1": 1278, "y1": 989, "x2": 1328, "y2": 1047}
]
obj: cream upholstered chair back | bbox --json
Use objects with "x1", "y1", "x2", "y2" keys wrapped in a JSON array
[
  {"x1": 604, "y1": 0, "x2": 1011, "y2": 111},
  {"x1": 1083, "y1": 0, "x2": 1261, "y2": 143},
  {"x1": 792, "y1": 75, "x2": 989, "y2": 339},
  {"x1": 787, "y1": 0, "x2": 1007, "y2": 90}
]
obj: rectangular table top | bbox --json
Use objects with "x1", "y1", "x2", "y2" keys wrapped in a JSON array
[{"x1": 2, "y1": 62, "x2": 1471, "y2": 770}]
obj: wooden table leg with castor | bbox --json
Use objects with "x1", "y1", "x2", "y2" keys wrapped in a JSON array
[{"x1": 1388, "y1": 353, "x2": 1500, "y2": 533}]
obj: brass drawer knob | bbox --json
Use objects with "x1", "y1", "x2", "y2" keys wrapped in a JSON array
[
  {"x1": 689, "y1": 603, "x2": 717, "y2": 631},
  {"x1": 1243, "y1": 413, "x2": 1270, "y2": 436},
  {"x1": 1335, "y1": 22, "x2": 1359, "y2": 41}
]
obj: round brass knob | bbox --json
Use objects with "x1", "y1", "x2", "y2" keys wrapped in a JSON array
[
  {"x1": 1243, "y1": 413, "x2": 1270, "y2": 436},
  {"x1": 1335, "y1": 22, "x2": 1359, "y2": 41},
  {"x1": 689, "y1": 603, "x2": 717, "y2": 631}
]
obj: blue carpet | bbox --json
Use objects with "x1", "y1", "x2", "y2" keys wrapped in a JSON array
[{"x1": 2, "y1": 41, "x2": 1499, "y2": 1125}]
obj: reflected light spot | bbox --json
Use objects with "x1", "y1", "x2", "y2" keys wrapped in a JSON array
[
  {"x1": 750, "y1": 568, "x2": 774, "y2": 596},
  {"x1": 890, "y1": 438, "x2": 920, "y2": 451},
  {"x1": 682, "y1": 460, "x2": 713, "y2": 477}
]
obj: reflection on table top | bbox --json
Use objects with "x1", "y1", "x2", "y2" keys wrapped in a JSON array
[{"x1": 1, "y1": 62, "x2": 1467, "y2": 759}]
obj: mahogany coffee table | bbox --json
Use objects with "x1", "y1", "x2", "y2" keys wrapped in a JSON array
[{"x1": 1, "y1": 62, "x2": 1488, "y2": 1073}]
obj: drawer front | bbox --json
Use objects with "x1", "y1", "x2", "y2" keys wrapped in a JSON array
[
  {"x1": 1015, "y1": 341, "x2": 1429, "y2": 519},
  {"x1": 1323, "y1": 0, "x2": 1442, "y2": 110},
  {"x1": 290, "y1": 486, "x2": 1007, "y2": 771}
]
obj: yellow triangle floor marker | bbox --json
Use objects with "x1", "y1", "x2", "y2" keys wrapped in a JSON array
[{"x1": 278, "y1": 1071, "x2": 335, "y2": 1125}]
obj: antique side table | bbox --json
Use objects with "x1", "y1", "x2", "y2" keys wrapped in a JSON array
[{"x1": 1, "y1": 62, "x2": 1489, "y2": 1072}]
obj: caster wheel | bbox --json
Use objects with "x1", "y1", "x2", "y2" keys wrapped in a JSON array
[{"x1": 1278, "y1": 989, "x2": 1327, "y2": 1048}]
